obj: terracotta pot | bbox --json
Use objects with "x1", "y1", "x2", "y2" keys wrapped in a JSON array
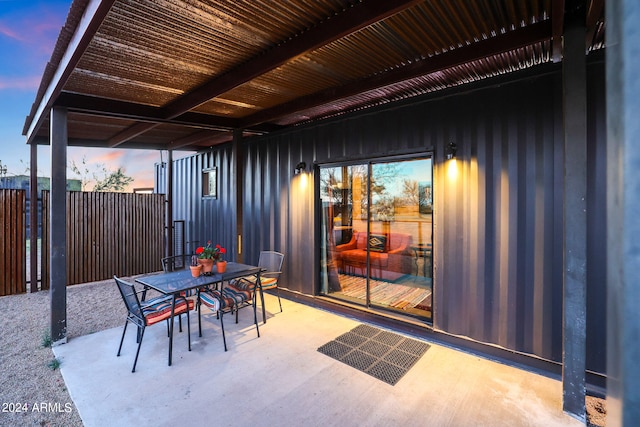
[
  {"x1": 190, "y1": 265, "x2": 202, "y2": 277},
  {"x1": 216, "y1": 260, "x2": 227, "y2": 273},
  {"x1": 198, "y1": 258, "x2": 214, "y2": 273}
]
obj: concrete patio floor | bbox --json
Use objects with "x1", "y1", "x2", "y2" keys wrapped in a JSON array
[{"x1": 54, "y1": 294, "x2": 582, "y2": 427}]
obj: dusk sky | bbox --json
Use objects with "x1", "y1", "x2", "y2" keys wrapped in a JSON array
[{"x1": 0, "y1": 0, "x2": 187, "y2": 190}]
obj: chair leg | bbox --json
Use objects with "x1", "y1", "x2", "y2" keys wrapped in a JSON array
[
  {"x1": 197, "y1": 298, "x2": 203, "y2": 338},
  {"x1": 132, "y1": 326, "x2": 146, "y2": 373},
  {"x1": 252, "y1": 298, "x2": 260, "y2": 338},
  {"x1": 220, "y1": 310, "x2": 227, "y2": 352},
  {"x1": 186, "y1": 309, "x2": 191, "y2": 352},
  {"x1": 276, "y1": 287, "x2": 283, "y2": 312},
  {"x1": 117, "y1": 321, "x2": 129, "y2": 356}
]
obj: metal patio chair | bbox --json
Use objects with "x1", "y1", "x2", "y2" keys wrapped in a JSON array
[
  {"x1": 236, "y1": 251, "x2": 285, "y2": 323},
  {"x1": 114, "y1": 276, "x2": 193, "y2": 372},
  {"x1": 197, "y1": 275, "x2": 261, "y2": 351}
]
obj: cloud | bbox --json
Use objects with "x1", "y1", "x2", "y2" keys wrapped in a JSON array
[
  {"x1": 0, "y1": 2, "x2": 68, "y2": 69},
  {"x1": 0, "y1": 22, "x2": 24, "y2": 42},
  {"x1": 0, "y1": 75, "x2": 42, "y2": 90}
]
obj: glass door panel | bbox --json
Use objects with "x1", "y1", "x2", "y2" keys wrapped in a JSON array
[
  {"x1": 320, "y1": 164, "x2": 369, "y2": 306},
  {"x1": 320, "y1": 157, "x2": 433, "y2": 321}
]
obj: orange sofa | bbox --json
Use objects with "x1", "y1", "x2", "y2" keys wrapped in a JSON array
[{"x1": 335, "y1": 231, "x2": 414, "y2": 281}]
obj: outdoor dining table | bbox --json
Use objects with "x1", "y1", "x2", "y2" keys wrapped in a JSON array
[{"x1": 135, "y1": 262, "x2": 263, "y2": 366}]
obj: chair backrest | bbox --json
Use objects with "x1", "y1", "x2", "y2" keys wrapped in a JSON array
[
  {"x1": 257, "y1": 251, "x2": 284, "y2": 279},
  {"x1": 161, "y1": 254, "x2": 190, "y2": 272},
  {"x1": 114, "y1": 276, "x2": 144, "y2": 323}
]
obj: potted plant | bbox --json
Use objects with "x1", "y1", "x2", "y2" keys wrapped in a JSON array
[
  {"x1": 216, "y1": 246, "x2": 227, "y2": 273},
  {"x1": 189, "y1": 255, "x2": 202, "y2": 277},
  {"x1": 196, "y1": 241, "x2": 227, "y2": 274}
]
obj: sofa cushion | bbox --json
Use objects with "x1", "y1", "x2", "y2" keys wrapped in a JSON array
[
  {"x1": 342, "y1": 250, "x2": 388, "y2": 267},
  {"x1": 369, "y1": 234, "x2": 387, "y2": 252}
]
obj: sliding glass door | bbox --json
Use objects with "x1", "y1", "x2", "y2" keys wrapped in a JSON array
[{"x1": 319, "y1": 157, "x2": 433, "y2": 321}]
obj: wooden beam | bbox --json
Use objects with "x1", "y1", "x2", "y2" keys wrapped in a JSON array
[
  {"x1": 161, "y1": 0, "x2": 424, "y2": 117},
  {"x1": 31, "y1": 136, "x2": 192, "y2": 151},
  {"x1": 241, "y1": 21, "x2": 552, "y2": 128},
  {"x1": 552, "y1": 0, "x2": 566, "y2": 62},
  {"x1": 167, "y1": 130, "x2": 225, "y2": 150},
  {"x1": 585, "y1": 0, "x2": 604, "y2": 48},
  {"x1": 56, "y1": 92, "x2": 240, "y2": 130},
  {"x1": 107, "y1": 0, "x2": 423, "y2": 147}
]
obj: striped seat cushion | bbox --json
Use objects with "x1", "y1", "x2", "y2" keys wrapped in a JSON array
[
  {"x1": 258, "y1": 277, "x2": 278, "y2": 290},
  {"x1": 236, "y1": 277, "x2": 277, "y2": 290},
  {"x1": 222, "y1": 283, "x2": 253, "y2": 305},
  {"x1": 199, "y1": 290, "x2": 222, "y2": 311},
  {"x1": 181, "y1": 287, "x2": 204, "y2": 298},
  {"x1": 142, "y1": 297, "x2": 194, "y2": 326}
]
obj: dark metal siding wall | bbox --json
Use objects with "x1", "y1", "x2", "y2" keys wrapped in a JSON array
[
  {"x1": 156, "y1": 150, "x2": 238, "y2": 257},
  {"x1": 241, "y1": 136, "x2": 315, "y2": 293},
  {"x1": 162, "y1": 65, "x2": 607, "y2": 373},
  {"x1": 433, "y1": 79, "x2": 564, "y2": 363}
]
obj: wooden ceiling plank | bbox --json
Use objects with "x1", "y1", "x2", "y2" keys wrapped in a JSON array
[
  {"x1": 241, "y1": 21, "x2": 552, "y2": 127},
  {"x1": 108, "y1": 0, "x2": 423, "y2": 147},
  {"x1": 160, "y1": 0, "x2": 424, "y2": 118}
]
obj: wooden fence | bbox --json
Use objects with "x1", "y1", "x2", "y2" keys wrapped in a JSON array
[
  {"x1": 1, "y1": 190, "x2": 165, "y2": 295},
  {"x1": 0, "y1": 189, "x2": 26, "y2": 296},
  {"x1": 43, "y1": 191, "x2": 165, "y2": 286}
]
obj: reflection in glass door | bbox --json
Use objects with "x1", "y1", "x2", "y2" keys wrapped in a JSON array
[{"x1": 319, "y1": 157, "x2": 433, "y2": 321}]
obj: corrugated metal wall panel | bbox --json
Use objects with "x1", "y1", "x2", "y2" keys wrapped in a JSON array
[
  {"x1": 429, "y1": 84, "x2": 564, "y2": 363},
  {"x1": 160, "y1": 65, "x2": 606, "y2": 373},
  {"x1": 156, "y1": 150, "x2": 238, "y2": 258}
]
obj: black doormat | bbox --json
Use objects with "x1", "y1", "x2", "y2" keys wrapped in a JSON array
[{"x1": 317, "y1": 324, "x2": 430, "y2": 385}]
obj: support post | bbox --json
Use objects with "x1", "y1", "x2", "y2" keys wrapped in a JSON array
[
  {"x1": 29, "y1": 142, "x2": 38, "y2": 292},
  {"x1": 606, "y1": 0, "x2": 640, "y2": 425},
  {"x1": 50, "y1": 106, "x2": 67, "y2": 345},
  {"x1": 233, "y1": 129, "x2": 244, "y2": 263},
  {"x1": 167, "y1": 150, "x2": 173, "y2": 257},
  {"x1": 562, "y1": 5, "x2": 587, "y2": 421}
]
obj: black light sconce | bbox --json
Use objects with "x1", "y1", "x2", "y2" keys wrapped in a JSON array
[
  {"x1": 446, "y1": 142, "x2": 457, "y2": 160},
  {"x1": 294, "y1": 161, "x2": 307, "y2": 175}
]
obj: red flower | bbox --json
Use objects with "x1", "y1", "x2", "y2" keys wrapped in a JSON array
[{"x1": 196, "y1": 241, "x2": 226, "y2": 261}]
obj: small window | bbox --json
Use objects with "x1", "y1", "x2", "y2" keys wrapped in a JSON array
[{"x1": 202, "y1": 167, "x2": 217, "y2": 198}]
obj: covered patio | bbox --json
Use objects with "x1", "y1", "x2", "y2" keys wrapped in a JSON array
[
  {"x1": 20, "y1": 0, "x2": 640, "y2": 425},
  {"x1": 54, "y1": 292, "x2": 581, "y2": 427}
]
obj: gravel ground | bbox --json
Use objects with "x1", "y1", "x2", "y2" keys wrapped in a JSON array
[
  {"x1": 0, "y1": 278, "x2": 607, "y2": 427},
  {"x1": 0, "y1": 278, "x2": 130, "y2": 427}
]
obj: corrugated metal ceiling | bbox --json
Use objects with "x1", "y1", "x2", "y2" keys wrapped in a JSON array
[{"x1": 24, "y1": 0, "x2": 605, "y2": 151}]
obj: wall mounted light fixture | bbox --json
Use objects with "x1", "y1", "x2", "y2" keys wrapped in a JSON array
[
  {"x1": 294, "y1": 161, "x2": 307, "y2": 174},
  {"x1": 446, "y1": 142, "x2": 457, "y2": 160}
]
